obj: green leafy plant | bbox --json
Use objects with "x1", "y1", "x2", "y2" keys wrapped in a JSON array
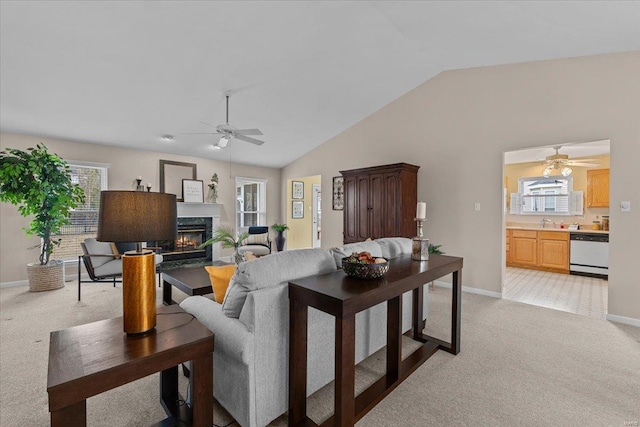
[
  {"x1": 0, "y1": 144, "x2": 85, "y2": 265},
  {"x1": 271, "y1": 223, "x2": 289, "y2": 232},
  {"x1": 428, "y1": 244, "x2": 444, "y2": 255},
  {"x1": 200, "y1": 225, "x2": 249, "y2": 250}
]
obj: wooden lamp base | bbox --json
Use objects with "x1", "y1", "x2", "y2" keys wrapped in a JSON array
[{"x1": 122, "y1": 251, "x2": 156, "y2": 335}]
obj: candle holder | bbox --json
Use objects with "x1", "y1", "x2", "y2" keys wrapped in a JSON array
[
  {"x1": 146, "y1": 185, "x2": 152, "y2": 192},
  {"x1": 412, "y1": 217, "x2": 429, "y2": 261}
]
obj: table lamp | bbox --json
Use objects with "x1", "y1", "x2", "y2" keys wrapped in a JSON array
[{"x1": 97, "y1": 191, "x2": 177, "y2": 335}]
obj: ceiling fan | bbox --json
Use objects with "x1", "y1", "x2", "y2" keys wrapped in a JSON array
[
  {"x1": 185, "y1": 94, "x2": 265, "y2": 149},
  {"x1": 541, "y1": 146, "x2": 599, "y2": 177}
]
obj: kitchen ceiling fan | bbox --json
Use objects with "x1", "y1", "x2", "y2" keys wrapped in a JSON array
[
  {"x1": 184, "y1": 94, "x2": 265, "y2": 149},
  {"x1": 541, "y1": 146, "x2": 599, "y2": 177}
]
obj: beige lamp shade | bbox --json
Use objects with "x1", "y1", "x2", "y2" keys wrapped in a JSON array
[{"x1": 97, "y1": 191, "x2": 177, "y2": 243}]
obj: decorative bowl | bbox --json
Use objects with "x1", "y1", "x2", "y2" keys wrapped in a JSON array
[{"x1": 341, "y1": 257, "x2": 389, "y2": 279}]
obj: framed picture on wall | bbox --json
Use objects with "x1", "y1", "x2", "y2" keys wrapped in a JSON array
[
  {"x1": 332, "y1": 176, "x2": 344, "y2": 210},
  {"x1": 292, "y1": 181, "x2": 304, "y2": 199},
  {"x1": 292, "y1": 201, "x2": 304, "y2": 219},
  {"x1": 182, "y1": 179, "x2": 204, "y2": 203}
]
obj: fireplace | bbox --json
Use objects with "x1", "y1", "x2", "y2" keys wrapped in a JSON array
[{"x1": 150, "y1": 217, "x2": 212, "y2": 267}]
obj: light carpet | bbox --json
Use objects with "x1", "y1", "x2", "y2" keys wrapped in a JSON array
[{"x1": 0, "y1": 278, "x2": 638, "y2": 426}]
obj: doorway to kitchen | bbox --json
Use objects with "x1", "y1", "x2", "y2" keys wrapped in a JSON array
[{"x1": 502, "y1": 140, "x2": 610, "y2": 320}]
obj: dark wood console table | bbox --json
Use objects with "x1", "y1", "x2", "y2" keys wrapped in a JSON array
[
  {"x1": 288, "y1": 254, "x2": 463, "y2": 427},
  {"x1": 47, "y1": 305, "x2": 214, "y2": 426}
]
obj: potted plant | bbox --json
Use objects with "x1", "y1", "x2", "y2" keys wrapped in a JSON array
[
  {"x1": 0, "y1": 144, "x2": 85, "y2": 291},
  {"x1": 207, "y1": 173, "x2": 218, "y2": 203},
  {"x1": 200, "y1": 225, "x2": 249, "y2": 264},
  {"x1": 271, "y1": 223, "x2": 289, "y2": 252}
]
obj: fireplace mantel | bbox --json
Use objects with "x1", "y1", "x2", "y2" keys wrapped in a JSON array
[{"x1": 177, "y1": 202, "x2": 221, "y2": 219}]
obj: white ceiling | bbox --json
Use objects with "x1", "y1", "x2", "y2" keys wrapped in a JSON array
[
  {"x1": 504, "y1": 139, "x2": 610, "y2": 165},
  {"x1": 1, "y1": 1, "x2": 639, "y2": 168}
]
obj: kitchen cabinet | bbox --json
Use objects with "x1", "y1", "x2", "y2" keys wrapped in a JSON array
[
  {"x1": 510, "y1": 230, "x2": 537, "y2": 267},
  {"x1": 587, "y1": 168, "x2": 610, "y2": 208},
  {"x1": 507, "y1": 229, "x2": 570, "y2": 273},
  {"x1": 537, "y1": 231, "x2": 569, "y2": 272},
  {"x1": 341, "y1": 163, "x2": 419, "y2": 244},
  {"x1": 505, "y1": 230, "x2": 511, "y2": 264}
]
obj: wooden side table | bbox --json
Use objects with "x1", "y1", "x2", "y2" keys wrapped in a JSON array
[
  {"x1": 288, "y1": 254, "x2": 463, "y2": 427},
  {"x1": 47, "y1": 305, "x2": 214, "y2": 426}
]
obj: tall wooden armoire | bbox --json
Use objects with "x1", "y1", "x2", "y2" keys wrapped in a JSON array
[{"x1": 340, "y1": 163, "x2": 419, "y2": 244}]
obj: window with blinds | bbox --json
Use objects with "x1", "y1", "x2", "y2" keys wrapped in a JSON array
[{"x1": 51, "y1": 162, "x2": 109, "y2": 261}]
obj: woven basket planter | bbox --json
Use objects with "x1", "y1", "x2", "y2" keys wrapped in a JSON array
[{"x1": 27, "y1": 260, "x2": 65, "y2": 292}]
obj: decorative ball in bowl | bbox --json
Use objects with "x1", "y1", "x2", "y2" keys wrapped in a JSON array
[{"x1": 342, "y1": 252, "x2": 389, "y2": 279}]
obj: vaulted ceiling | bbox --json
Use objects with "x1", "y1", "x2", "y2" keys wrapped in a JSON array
[{"x1": 1, "y1": 1, "x2": 639, "y2": 168}]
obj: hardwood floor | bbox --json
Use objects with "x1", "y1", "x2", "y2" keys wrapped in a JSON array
[{"x1": 503, "y1": 267, "x2": 607, "y2": 319}]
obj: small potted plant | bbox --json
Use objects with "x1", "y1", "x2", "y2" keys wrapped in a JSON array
[
  {"x1": 200, "y1": 225, "x2": 249, "y2": 264},
  {"x1": 0, "y1": 144, "x2": 85, "y2": 291},
  {"x1": 271, "y1": 223, "x2": 289, "y2": 252}
]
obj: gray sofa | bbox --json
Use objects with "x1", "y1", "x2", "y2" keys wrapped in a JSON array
[{"x1": 180, "y1": 237, "x2": 428, "y2": 427}]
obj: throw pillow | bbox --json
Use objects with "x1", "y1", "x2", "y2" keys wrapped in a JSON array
[{"x1": 204, "y1": 265, "x2": 236, "y2": 304}]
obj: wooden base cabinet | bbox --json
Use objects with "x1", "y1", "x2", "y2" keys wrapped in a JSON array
[
  {"x1": 537, "y1": 231, "x2": 569, "y2": 271},
  {"x1": 507, "y1": 229, "x2": 569, "y2": 273},
  {"x1": 510, "y1": 230, "x2": 537, "y2": 267},
  {"x1": 341, "y1": 163, "x2": 419, "y2": 244}
]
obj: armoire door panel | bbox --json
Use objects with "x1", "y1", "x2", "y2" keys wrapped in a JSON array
[
  {"x1": 383, "y1": 173, "x2": 399, "y2": 237},
  {"x1": 357, "y1": 176, "x2": 370, "y2": 241},
  {"x1": 369, "y1": 174, "x2": 385, "y2": 239}
]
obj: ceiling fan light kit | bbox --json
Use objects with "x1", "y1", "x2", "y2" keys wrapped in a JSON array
[{"x1": 541, "y1": 146, "x2": 598, "y2": 177}]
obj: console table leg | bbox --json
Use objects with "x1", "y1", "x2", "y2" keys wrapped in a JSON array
[
  {"x1": 191, "y1": 352, "x2": 213, "y2": 427},
  {"x1": 51, "y1": 400, "x2": 86, "y2": 427},
  {"x1": 451, "y1": 270, "x2": 462, "y2": 355},
  {"x1": 335, "y1": 315, "x2": 356, "y2": 427},
  {"x1": 289, "y1": 299, "x2": 308, "y2": 425},
  {"x1": 387, "y1": 296, "x2": 402, "y2": 381},
  {"x1": 162, "y1": 279, "x2": 172, "y2": 305},
  {"x1": 412, "y1": 285, "x2": 424, "y2": 339}
]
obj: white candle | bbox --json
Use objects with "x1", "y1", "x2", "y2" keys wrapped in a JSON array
[
  {"x1": 137, "y1": 176, "x2": 142, "y2": 180},
  {"x1": 416, "y1": 202, "x2": 426, "y2": 220},
  {"x1": 147, "y1": 183, "x2": 151, "y2": 188}
]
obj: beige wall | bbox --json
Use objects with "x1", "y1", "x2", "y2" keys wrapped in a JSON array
[
  {"x1": 0, "y1": 133, "x2": 281, "y2": 283},
  {"x1": 286, "y1": 175, "x2": 321, "y2": 249},
  {"x1": 282, "y1": 51, "x2": 640, "y2": 322},
  {"x1": 504, "y1": 154, "x2": 610, "y2": 226}
]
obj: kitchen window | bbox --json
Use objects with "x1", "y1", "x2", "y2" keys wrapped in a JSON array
[{"x1": 510, "y1": 176, "x2": 582, "y2": 216}]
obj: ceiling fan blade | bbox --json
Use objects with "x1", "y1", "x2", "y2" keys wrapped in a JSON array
[
  {"x1": 199, "y1": 121, "x2": 218, "y2": 128},
  {"x1": 234, "y1": 134, "x2": 265, "y2": 146},
  {"x1": 567, "y1": 162, "x2": 600, "y2": 167},
  {"x1": 235, "y1": 128, "x2": 263, "y2": 136}
]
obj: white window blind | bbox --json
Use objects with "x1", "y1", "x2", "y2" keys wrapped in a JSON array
[{"x1": 51, "y1": 162, "x2": 109, "y2": 261}]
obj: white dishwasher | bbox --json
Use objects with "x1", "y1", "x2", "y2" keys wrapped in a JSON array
[{"x1": 569, "y1": 233, "x2": 609, "y2": 279}]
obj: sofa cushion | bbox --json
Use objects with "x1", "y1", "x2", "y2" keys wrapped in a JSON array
[
  {"x1": 375, "y1": 237, "x2": 413, "y2": 259},
  {"x1": 205, "y1": 265, "x2": 236, "y2": 303},
  {"x1": 329, "y1": 240, "x2": 383, "y2": 268},
  {"x1": 222, "y1": 248, "x2": 336, "y2": 318}
]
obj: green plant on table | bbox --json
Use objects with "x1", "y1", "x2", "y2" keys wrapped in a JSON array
[
  {"x1": 428, "y1": 244, "x2": 444, "y2": 255},
  {"x1": 0, "y1": 144, "x2": 85, "y2": 265},
  {"x1": 271, "y1": 223, "x2": 289, "y2": 232}
]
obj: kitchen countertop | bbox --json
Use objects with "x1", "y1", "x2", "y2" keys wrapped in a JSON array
[{"x1": 506, "y1": 225, "x2": 609, "y2": 235}]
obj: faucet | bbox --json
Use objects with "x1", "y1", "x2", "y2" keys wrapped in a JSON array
[{"x1": 541, "y1": 218, "x2": 555, "y2": 228}]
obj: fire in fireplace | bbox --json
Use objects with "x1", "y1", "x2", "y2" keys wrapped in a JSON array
[{"x1": 149, "y1": 217, "x2": 212, "y2": 266}]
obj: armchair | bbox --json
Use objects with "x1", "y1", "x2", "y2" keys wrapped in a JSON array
[
  {"x1": 77, "y1": 238, "x2": 163, "y2": 300},
  {"x1": 237, "y1": 226, "x2": 271, "y2": 257}
]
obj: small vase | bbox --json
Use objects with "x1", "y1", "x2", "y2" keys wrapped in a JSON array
[
  {"x1": 275, "y1": 231, "x2": 286, "y2": 252},
  {"x1": 233, "y1": 249, "x2": 244, "y2": 265}
]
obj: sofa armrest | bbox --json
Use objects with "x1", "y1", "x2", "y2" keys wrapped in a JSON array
[{"x1": 180, "y1": 296, "x2": 254, "y2": 364}]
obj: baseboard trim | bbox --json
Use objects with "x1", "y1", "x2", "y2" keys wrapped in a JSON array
[
  {"x1": 606, "y1": 313, "x2": 640, "y2": 327},
  {"x1": 433, "y1": 280, "x2": 502, "y2": 299},
  {"x1": 0, "y1": 280, "x2": 28, "y2": 289}
]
